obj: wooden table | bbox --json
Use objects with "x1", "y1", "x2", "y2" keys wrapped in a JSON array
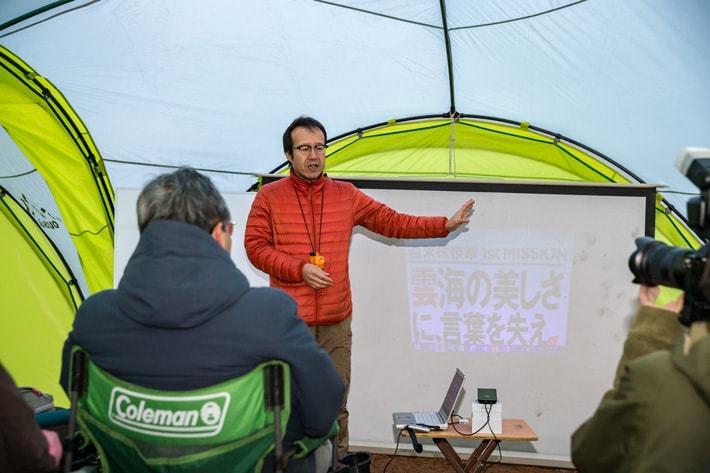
[{"x1": 404, "y1": 418, "x2": 538, "y2": 473}]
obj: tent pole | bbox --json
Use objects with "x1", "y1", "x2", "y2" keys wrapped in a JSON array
[{"x1": 439, "y1": 0, "x2": 456, "y2": 115}]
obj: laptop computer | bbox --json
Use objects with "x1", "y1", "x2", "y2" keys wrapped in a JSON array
[{"x1": 392, "y1": 368, "x2": 465, "y2": 430}]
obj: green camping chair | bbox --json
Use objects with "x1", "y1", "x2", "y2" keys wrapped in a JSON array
[{"x1": 64, "y1": 348, "x2": 336, "y2": 473}]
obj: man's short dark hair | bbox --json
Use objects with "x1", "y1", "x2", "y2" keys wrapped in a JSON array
[
  {"x1": 282, "y1": 116, "x2": 327, "y2": 154},
  {"x1": 136, "y1": 167, "x2": 230, "y2": 233}
]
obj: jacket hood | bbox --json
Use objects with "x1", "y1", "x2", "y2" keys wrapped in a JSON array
[
  {"x1": 117, "y1": 220, "x2": 249, "y2": 329},
  {"x1": 672, "y1": 332, "x2": 710, "y2": 407}
]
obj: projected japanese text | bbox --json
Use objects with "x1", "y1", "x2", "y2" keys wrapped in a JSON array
[{"x1": 406, "y1": 236, "x2": 573, "y2": 353}]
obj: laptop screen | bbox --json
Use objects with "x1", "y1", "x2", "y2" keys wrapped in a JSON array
[{"x1": 438, "y1": 368, "x2": 465, "y2": 419}]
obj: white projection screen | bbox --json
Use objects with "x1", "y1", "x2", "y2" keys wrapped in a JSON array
[{"x1": 115, "y1": 177, "x2": 656, "y2": 465}]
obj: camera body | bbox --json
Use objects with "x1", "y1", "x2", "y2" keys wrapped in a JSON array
[
  {"x1": 628, "y1": 148, "x2": 710, "y2": 326},
  {"x1": 677, "y1": 147, "x2": 710, "y2": 239}
]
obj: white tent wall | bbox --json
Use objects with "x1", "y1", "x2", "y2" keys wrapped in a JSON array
[
  {"x1": 448, "y1": 0, "x2": 710, "y2": 210},
  {"x1": 1, "y1": 0, "x2": 709, "y2": 213},
  {"x1": 1, "y1": 0, "x2": 450, "y2": 191}
]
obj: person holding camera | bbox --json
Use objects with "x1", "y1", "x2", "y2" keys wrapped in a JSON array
[
  {"x1": 606, "y1": 285, "x2": 684, "y2": 394},
  {"x1": 571, "y1": 285, "x2": 710, "y2": 472}
]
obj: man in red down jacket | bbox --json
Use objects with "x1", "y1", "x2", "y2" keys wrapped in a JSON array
[{"x1": 245, "y1": 116, "x2": 474, "y2": 456}]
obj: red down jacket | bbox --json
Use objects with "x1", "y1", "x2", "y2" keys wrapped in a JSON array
[{"x1": 244, "y1": 172, "x2": 449, "y2": 326}]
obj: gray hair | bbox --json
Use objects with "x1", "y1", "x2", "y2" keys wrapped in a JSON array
[{"x1": 136, "y1": 167, "x2": 230, "y2": 233}]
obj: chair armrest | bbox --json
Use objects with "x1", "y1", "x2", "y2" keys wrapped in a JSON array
[
  {"x1": 35, "y1": 409, "x2": 70, "y2": 428},
  {"x1": 290, "y1": 421, "x2": 339, "y2": 460}
]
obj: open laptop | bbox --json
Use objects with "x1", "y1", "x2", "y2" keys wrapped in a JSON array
[{"x1": 392, "y1": 368, "x2": 465, "y2": 430}]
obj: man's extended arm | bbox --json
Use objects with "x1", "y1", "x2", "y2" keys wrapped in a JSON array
[
  {"x1": 352, "y1": 186, "x2": 474, "y2": 238},
  {"x1": 244, "y1": 190, "x2": 307, "y2": 282},
  {"x1": 352, "y1": 186, "x2": 450, "y2": 238}
]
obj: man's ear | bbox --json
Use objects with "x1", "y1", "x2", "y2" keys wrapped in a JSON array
[
  {"x1": 211, "y1": 222, "x2": 224, "y2": 244},
  {"x1": 285, "y1": 151, "x2": 293, "y2": 166},
  {"x1": 211, "y1": 221, "x2": 232, "y2": 254}
]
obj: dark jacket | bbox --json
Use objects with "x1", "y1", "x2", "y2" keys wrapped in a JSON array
[
  {"x1": 60, "y1": 220, "x2": 344, "y2": 472},
  {"x1": 0, "y1": 363, "x2": 56, "y2": 473},
  {"x1": 572, "y1": 326, "x2": 710, "y2": 473}
]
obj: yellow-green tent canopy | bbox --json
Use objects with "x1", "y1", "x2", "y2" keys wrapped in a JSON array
[{"x1": 0, "y1": 45, "x2": 114, "y2": 404}]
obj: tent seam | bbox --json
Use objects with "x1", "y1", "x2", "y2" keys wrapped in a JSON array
[
  {"x1": 0, "y1": 0, "x2": 101, "y2": 37},
  {"x1": 0, "y1": 168, "x2": 38, "y2": 179},
  {"x1": 312, "y1": 0, "x2": 441, "y2": 29},
  {"x1": 449, "y1": 0, "x2": 587, "y2": 31}
]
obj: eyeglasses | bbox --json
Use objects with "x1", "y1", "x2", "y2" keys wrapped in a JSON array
[
  {"x1": 292, "y1": 144, "x2": 327, "y2": 155},
  {"x1": 222, "y1": 220, "x2": 235, "y2": 236}
]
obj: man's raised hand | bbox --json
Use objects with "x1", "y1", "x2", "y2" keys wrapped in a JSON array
[{"x1": 446, "y1": 198, "x2": 475, "y2": 232}]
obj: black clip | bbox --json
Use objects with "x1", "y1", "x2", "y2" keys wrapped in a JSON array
[{"x1": 405, "y1": 427, "x2": 423, "y2": 453}]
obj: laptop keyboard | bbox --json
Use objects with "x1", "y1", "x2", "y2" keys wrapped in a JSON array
[{"x1": 413, "y1": 412, "x2": 441, "y2": 426}]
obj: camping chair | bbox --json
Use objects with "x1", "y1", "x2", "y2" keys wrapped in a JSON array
[{"x1": 63, "y1": 348, "x2": 337, "y2": 473}]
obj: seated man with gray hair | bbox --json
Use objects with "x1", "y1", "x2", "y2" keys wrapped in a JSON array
[{"x1": 60, "y1": 167, "x2": 344, "y2": 472}]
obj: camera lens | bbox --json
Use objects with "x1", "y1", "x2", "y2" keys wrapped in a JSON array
[{"x1": 628, "y1": 237, "x2": 691, "y2": 288}]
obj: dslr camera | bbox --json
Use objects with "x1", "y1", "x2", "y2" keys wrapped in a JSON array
[{"x1": 628, "y1": 148, "x2": 710, "y2": 325}]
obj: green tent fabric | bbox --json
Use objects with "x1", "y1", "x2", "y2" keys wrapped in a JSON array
[
  {"x1": 0, "y1": 198, "x2": 76, "y2": 403},
  {"x1": 0, "y1": 45, "x2": 114, "y2": 403}
]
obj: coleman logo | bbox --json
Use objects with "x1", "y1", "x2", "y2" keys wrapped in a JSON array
[{"x1": 108, "y1": 388, "x2": 230, "y2": 438}]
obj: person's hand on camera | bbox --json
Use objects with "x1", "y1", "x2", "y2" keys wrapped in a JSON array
[
  {"x1": 302, "y1": 263, "x2": 333, "y2": 289},
  {"x1": 638, "y1": 284, "x2": 683, "y2": 313}
]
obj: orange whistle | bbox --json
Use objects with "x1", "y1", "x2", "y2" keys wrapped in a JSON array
[{"x1": 309, "y1": 252, "x2": 325, "y2": 269}]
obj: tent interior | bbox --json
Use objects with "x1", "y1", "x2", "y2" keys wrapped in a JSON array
[{"x1": 1, "y1": 0, "x2": 709, "y2": 468}]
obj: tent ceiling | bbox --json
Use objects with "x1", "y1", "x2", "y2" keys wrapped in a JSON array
[{"x1": 1, "y1": 0, "x2": 709, "y2": 217}]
